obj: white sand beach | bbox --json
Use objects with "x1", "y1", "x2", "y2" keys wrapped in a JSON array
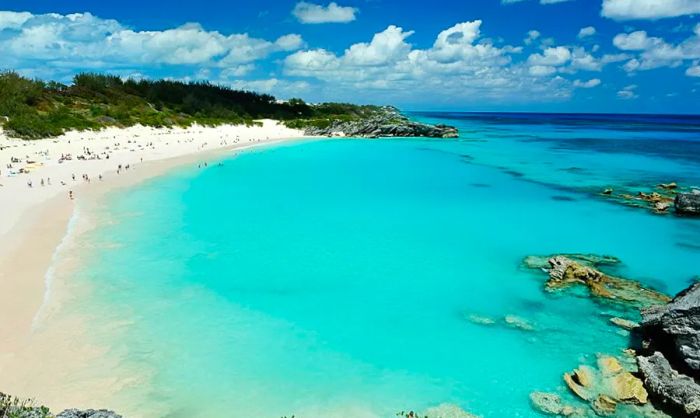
[{"x1": 0, "y1": 121, "x2": 307, "y2": 411}]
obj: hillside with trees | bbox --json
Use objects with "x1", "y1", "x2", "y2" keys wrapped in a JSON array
[{"x1": 0, "y1": 72, "x2": 386, "y2": 139}]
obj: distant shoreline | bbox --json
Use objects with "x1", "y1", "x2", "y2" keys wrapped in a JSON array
[{"x1": 0, "y1": 121, "x2": 310, "y2": 410}]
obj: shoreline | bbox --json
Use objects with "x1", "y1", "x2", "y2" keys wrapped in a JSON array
[{"x1": 0, "y1": 120, "x2": 311, "y2": 411}]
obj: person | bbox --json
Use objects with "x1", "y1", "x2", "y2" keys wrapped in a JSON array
[
  {"x1": 69, "y1": 190, "x2": 73, "y2": 200},
  {"x1": 27, "y1": 179, "x2": 32, "y2": 188},
  {"x1": 40, "y1": 178, "x2": 44, "y2": 187},
  {"x1": 99, "y1": 174, "x2": 103, "y2": 181}
]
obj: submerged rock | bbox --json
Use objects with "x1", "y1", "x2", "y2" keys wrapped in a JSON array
[
  {"x1": 529, "y1": 392, "x2": 583, "y2": 416},
  {"x1": 523, "y1": 254, "x2": 620, "y2": 270},
  {"x1": 465, "y1": 313, "x2": 496, "y2": 326},
  {"x1": 399, "y1": 403, "x2": 479, "y2": 418},
  {"x1": 592, "y1": 395, "x2": 618, "y2": 416},
  {"x1": 563, "y1": 353, "x2": 648, "y2": 416},
  {"x1": 675, "y1": 192, "x2": 700, "y2": 216},
  {"x1": 534, "y1": 256, "x2": 670, "y2": 307},
  {"x1": 504, "y1": 315, "x2": 535, "y2": 331},
  {"x1": 637, "y1": 352, "x2": 700, "y2": 417},
  {"x1": 610, "y1": 317, "x2": 640, "y2": 331}
]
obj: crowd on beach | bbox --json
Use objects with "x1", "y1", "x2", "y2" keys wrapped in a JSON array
[{"x1": 0, "y1": 125, "x2": 275, "y2": 201}]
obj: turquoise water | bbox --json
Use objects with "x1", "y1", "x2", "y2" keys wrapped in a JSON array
[{"x1": 60, "y1": 114, "x2": 699, "y2": 417}]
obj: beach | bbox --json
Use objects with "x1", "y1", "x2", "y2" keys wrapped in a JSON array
[{"x1": 0, "y1": 120, "x2": 307, "y2": 411}]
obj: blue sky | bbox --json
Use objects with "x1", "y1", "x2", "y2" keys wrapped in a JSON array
[{"x1": 1, "y1": 0, "x2": 700, "y2": 114}]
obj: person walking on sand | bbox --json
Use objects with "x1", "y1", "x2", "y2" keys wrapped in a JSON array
[{"x1": 69, "y1": 190, "x2": 73, "y2": 200}]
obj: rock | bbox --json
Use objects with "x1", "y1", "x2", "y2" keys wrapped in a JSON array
[
  {"x1": 542, "y1": 256, "x2": 670, "y2": 307},
  {"x1": 304, "y1": 106, "x2": 459, "y2": 139},
  {"x1": 598, "y1": 356, "x2": 624, "y2": 376},
  {"x1": 658, "y1": 183, "x2": 677, "y2": 190},
  {"x1": 504, "y1": 315, "x2": 535, "y2": 331},
  {"x1": 421, "y1": 403, "x2": 479, "y2": 418},
  {"x1": 609, "y1": 370, "x2": 648, "y2": 404},
  {"x1": 523, "y1": 254, "x2": 619, "y2": 271},
  {"x1": 465, "y1": 313, "x2": 496, "y2": 326},
  {"x1": 56, "y1": 410, "x2": 121, "y2": 418},
  {"x1": 654, "y1": 202, "x2": 671, "y2": 212},
  {"x1": 639, "y1": 282, "x2": 700, "y2": 376},
  {"x1": 637, "y1": 352, "x2": 700, "y2": 417},
  {"x1": 602, "y1": 188, "x2": 613, "y2": 195},
  {"x1": 609, "y1": 317, "x2": 639, "y2": 331},
  {"x1": 529, "y1": 392, "x2": 582, "y2": 416},
  {"x1": 675, "y1": 193, "x2": 700, "y2": 216},
  {"x1": 592, "y1": 395, "x2": 618, "y2": 416},
  {"x1": 565, "y1": 369, "x2": 595, "y2": 401}
]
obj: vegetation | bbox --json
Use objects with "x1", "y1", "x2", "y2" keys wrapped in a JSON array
[
  {"x1": 0, "y1": 71, "x2": 388, "y2": 139},
  {"x1": 0, "y1": 393, "x2": 51, "y2": 418}
]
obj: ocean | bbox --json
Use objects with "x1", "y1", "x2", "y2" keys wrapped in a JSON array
[{"x1": 48, "y1": 112, "x2": 700, "y2": 417}]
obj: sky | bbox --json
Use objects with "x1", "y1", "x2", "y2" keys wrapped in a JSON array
[{"x1": 1, "y1": 0, "x2": 700, "y2": 114}]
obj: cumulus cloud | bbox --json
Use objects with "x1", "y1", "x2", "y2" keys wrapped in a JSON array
[
  {"x1": 687, "y1": 63, "x2": 700, "y2": 76},
  {"x1": 292, "y1": 2, "x2": 357, "y2": 24},
  {"x1": 502, "y1": 0, "x2": 573, "y2": 4},
  {"x1": 0, "y1": 10, "x2": 303, "y2": 77},
  {"x1": 602, "y1": 0, "x2": 700, "y2": 20},
  {"x1": 617, "y1": 84, "x2": 638, "y2": 99},
  {"x1": 613, "y1": 26, "x2": 700, "y2": 73},
  {"x1": 578, "y1": 26, "x2": 596, "y2": 38},
  {"x1": 284, "y1": 20, "x2": 582, "y2": 103},
  {"x1": 573, "y1": 78, "x2": 601, "y2": 88}
]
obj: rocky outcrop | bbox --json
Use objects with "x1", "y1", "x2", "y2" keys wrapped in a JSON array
[
  {"x1": 600, "y1": 183, "x2": 700, "y2": 216},
  {"x1": 525, "y1": 255, "x2": 670, "y2": 307},
  {"x1": 0, "y1": 393, "x2": 120, "y2": 418},
  {"x1": 56, "y1": 410, "x2": 122, "y2": 418},
  {"x1": 639, "y1": 282, "x2": 700, "y2": 375},
  {"x1": 675, "y1": 192, "x2": 700, "y2": 216},
  {"x1": 559, "y1": 354, "x2": 655, "y2": 416},
  {"x1": 637, "y1": 352, "x2": 700, "y2": 417},
  {"x1": 635, "y1": 282, "x2": 700, "y2": 417},
  {"x1": 303, "y1": 107, "x2": 459, "y2": 139}
]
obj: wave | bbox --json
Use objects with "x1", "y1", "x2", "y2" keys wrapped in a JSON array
[{"x1": 32, "y1": 204, "x2": 81, "y2": 330}]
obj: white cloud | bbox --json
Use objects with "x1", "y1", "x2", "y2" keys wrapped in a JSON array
[
  {"x1": 613, "y1": 31, "x2": 659, "y2": 50},
  {"x1": 292, "y1": 2, "x2": 357, "y2": 24},
  {"x1": 0, "y1": 10, "x2": 303, "y2": 78},
  {"x1": 687, "y1": 62, "x2": 700, "y2": 76},
  {"x1": 602, "y1": 0, "x2": 700, "y2": 20},
  {"x1": 344, "y1": 25, "x2": 413, "y2": 65},
  {"x1": 0, "y1": 10, "x2": 31, "y2": 30},
  {"x1": 617, "y1": 84, "x2": 638, "y2": 99},
  {"x1": 613, "y1": 27, "x2": 700, "y2": 73},
  {"x1": 226, "y1": 78, "x2": 311, "y2": 97},
  {"x1": 524, "y1": 30, "x2": 541, "y2": 45},
  {"x1": 527, "y1": 46, "x2": 571, "y2": 66},
  {"x1": 578, "y1": 26, "x2": 596, "y2": 38},
  {"x1": 529, "y1": 65, "x2": 557, "y2": 76},
  {"x1": 285, "y1": 20, "x2": 575, "y2": 103},
  {"x1": 573, "y1": 78, "x2": 601, "y2": 88},
  {"x1": 502, "y1": 0, "x2": 574, "y2": 4}
]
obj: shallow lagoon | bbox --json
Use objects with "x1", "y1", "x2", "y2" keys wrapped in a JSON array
[{"x1": 59, "y1": 114, "x2": 700, "y2": 417}]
